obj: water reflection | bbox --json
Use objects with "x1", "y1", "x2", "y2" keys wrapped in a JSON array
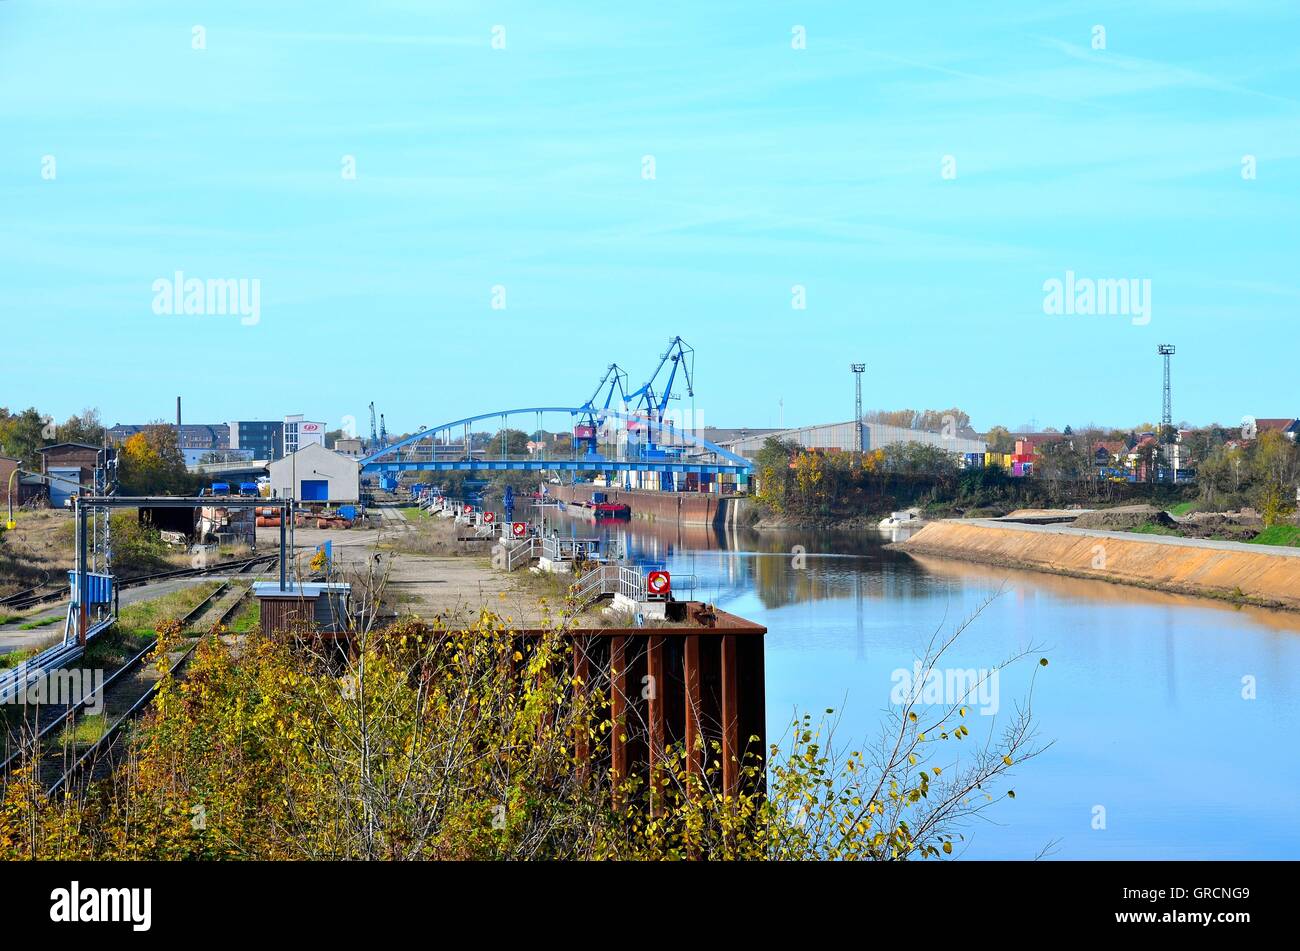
[{"x1": 547, "y1": 509, "x2": 1300, "y2": 859}]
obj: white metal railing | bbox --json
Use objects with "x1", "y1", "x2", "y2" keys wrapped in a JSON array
[
  {"x1": 541, "y1": 536, "x2": 601, "y2": 563},
  {"x1": 505, "y1": 537, "x2": 536, "y2": 571},
  {"x1": 617, "y1": 566, "x2": 647, "y2": 602},
  {"x1": 572, "y1": 564, "x2": 620, "y2": 606},
  {"x1": 613, "y1": 565, "x2": 696, "y2": 604}
]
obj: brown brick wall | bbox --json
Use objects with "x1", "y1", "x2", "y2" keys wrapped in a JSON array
[
  {"x1": 549, "y1": 484, "x2": 725, "y2": 526},
  {"x1": 39, "y1": 445, "x2": 100, "y2": 473}
]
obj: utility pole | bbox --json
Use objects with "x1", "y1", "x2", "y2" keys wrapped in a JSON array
[{"x1": 850, "y1": 363, "x2": 865, "y2": 452}]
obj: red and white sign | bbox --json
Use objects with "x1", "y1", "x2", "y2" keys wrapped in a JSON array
[
  {"x1": 646, "y1": 570, "x2": 671, "y2": 597},
  {"x1": 511, "y1": 522, "x2": 527, "y2": 539},
  {"x1": 300, "y1": 422, "x2": 323, "y2": 433},
  {"x1": 483, "y1": 511, "x2": 495, "y2": 524},
  {"x1": 465, "y1": 504, "x2": 474, "y2": 513}
]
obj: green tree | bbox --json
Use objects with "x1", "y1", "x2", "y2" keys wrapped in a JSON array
[
  {"x1": 55, "y1": 408, "x2": 106, "y2": 447},
  {"x1": 984, "y1": 426, "x2": 1014, "y2": 453},
  {"x1": 118, "y1": 423, "x2": 193, "y2": 494},
  {"x1": 917, "y1": 408, "x2": 971, "y2": 432},
  {"x1": 753, "y1": 437, "x2": 798, "y2": 512},
  {"x1": 493, "y1": 428, "x2": 531, "y2": 457},
  {"x1": 1251, "y1": 431, "x2": 1299, "y2": 523},
  {"x1": 0, "y1": 407, "x2": 51, "y2": 469}
]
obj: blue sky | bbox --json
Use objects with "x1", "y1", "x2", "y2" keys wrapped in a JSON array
[{"x1": 2, "y1": 0, "x2": 1297, "y2": 435}]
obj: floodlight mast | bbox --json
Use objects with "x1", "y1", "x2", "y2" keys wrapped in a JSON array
[{"x1": 851, "y1": 363, "x2": 866, "y2": 452}]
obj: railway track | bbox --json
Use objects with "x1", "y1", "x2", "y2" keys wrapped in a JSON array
[
  {"x1": 0, "y1": 572, "x2": 53, "y2": 609},
  {"x1": 211, "y1": 581, "x2": 256, "y2": 629},
  {"x1": 0, "y1": 553, "x2": 277, "y2": 614},
  {"x1": 1, "y1": 565, "x2": 272, "y2": 797}
]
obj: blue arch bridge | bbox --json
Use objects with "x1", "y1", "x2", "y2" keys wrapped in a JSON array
[{"x1": 358, "y1": 338, "x2": 752, "y2": 492}]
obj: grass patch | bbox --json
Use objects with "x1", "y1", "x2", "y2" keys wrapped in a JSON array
[
  {"x1": 83, "y1": 624, "x2": 155, "y2": 668},
  {"x1": 380, "y1": 513, "x2": 481, "y2": 557},
  {"x1": 116, "y1": 581, "x2": 220, "y2": 636},
  {"x1": 1247, "y1": 524, "x2": 1300, "y2": 547},
  {"x1": 1130, "y1": 521, "x2": 1183, "y2": 537},
  {"x1": 511, "y1": 565, "x2": 582, "y2": 604},
  {"x1": 0, "y1": 509, "x2": 75, "y2": 597},
  {"x1": 1168, "y1": 501, "x2": 1197, "y2": 517},
  {"x1": 229, "y1": 599, "x2": 261, "y2": 634},
  {"x1": 0, "y1": 613, "x2": 23, "y2": 625},
  {"x1": 0, "y1": 648, "x2": 34, "y2": 670},
  {"x1": 18, "y1": 615, "x2": 62, "y2": 630},
  {"x1": 59, "y1": 713, "x2": 108, "y2": 745}
]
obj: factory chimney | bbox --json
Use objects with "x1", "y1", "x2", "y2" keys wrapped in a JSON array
[{"x1": 176, "y1": 396, "x2": 182, "y2": 429}]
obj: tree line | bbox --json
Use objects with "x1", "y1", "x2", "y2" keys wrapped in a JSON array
[{"x1": 0, "y1": 406, "x2": 199, "y2": 496}]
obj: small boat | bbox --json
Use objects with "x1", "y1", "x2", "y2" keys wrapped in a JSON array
[
  {"x1": 566, "y1": 500, "x2": 632, "y2": 520},
  {"x1": 592, "y1": 502, "x2": 631, "y2": 520},
  {"x1": 878, "y1": 509, "x2": 921, "y2": 529}
]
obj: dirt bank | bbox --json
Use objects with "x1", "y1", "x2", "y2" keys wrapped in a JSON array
[
  {"x1": 895, "y1": 519, "x2": 1300, "y2": 611},
  {"x1": 752, "y1": 512, "x2": 889, "y2": 531},
  {"x1": 1071, "y1": 505, "x2": 1174, "y2": 531}
]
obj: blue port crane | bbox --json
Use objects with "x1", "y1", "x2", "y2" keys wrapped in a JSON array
[
  {"x1": 626, "y1": 336, "x2": 694, "y2": 444},
  {"x1": 624, "y1": 337, "x2": 694, "y2": 491},
  {"x1": 575, "y1": 364, "x2": 628, "y2": 456},
  {"x1": 355, "y1": 336, "x2": 751, "y2": 485}
]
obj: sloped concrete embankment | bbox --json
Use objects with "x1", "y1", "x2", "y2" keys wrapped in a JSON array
[{"x1": 897, "y1": 520, "x2": 1300, "y2": 611}]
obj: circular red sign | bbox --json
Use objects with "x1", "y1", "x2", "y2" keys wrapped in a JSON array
[
  {"x1": 512, "y1": 522, "x2": 527, "y2": 538},
  {"x1": 484, "y1": 511, "x2": 495, "y2": 523},
  {"x1": 647, "y1": 570, "x2": 671, "y2": 594}
]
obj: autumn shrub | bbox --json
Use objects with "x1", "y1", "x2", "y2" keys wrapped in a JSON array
[{"x1": 0, "y1": 603, "x2": 1043, "y2": 860}]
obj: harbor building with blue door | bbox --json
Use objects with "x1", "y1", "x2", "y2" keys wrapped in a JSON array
[{"x1": 266, "y1": 443, "x2": 360, "y2": 503}]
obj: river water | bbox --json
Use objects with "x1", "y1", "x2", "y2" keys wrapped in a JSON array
[{"x1": 545, "y1": 507, "x2": 1300, "y2": 859}]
